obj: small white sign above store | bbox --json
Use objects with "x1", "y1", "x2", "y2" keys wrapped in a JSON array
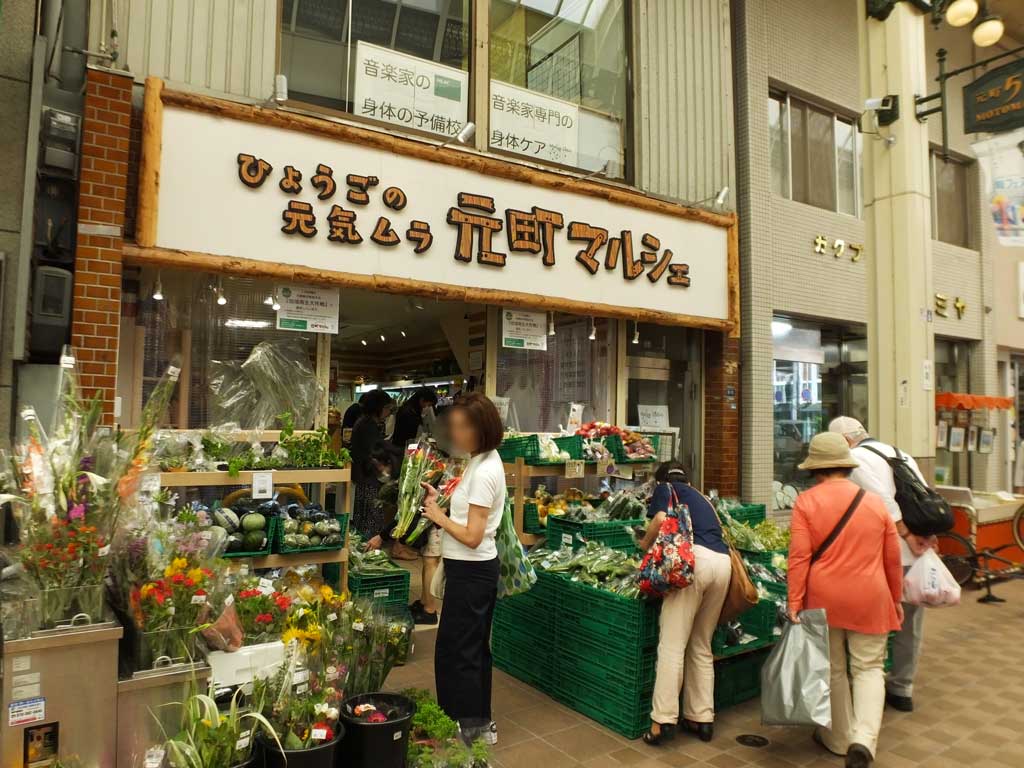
[
  {"x1": 638, "y1": 404, "x2": 670, "y2": 429},
  {"x1": 275, "y1": 284, "x2": 340, "y2": 334},
  {"x1": 502, "y1": 309, "x2": 547, "y2": 350}
]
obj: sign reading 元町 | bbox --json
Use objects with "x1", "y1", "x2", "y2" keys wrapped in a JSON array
[{"x1": 963, "y1": 58, "x2": 1024, "y2": 135}]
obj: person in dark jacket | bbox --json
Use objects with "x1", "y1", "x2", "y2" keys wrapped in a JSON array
[
  {"x1": 391, "y1": 387, "x2": 438, "y2": 448},
  {"x1": 350, "y1": 389, "x2": 398, "y2": 537},
  {"x1": 341, "y1": 391, "x2": 371, "y2": 448}
]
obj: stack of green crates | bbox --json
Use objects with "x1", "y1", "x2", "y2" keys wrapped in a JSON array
[
  {"x1": 522, "y1": 500, "x2": 546, "y2": 536},
  {"x1": 545, "y1": 516, "x2": 645, "y2": 552},
  {"x1": 724, "y1": 503, "x2": 766, "y2": 526},
  {"x1": 348, "y1": 566, "x2": 411, "y2": 613},
  {"x1": 492, "y1": 574, "x2": 558, "y2": 693},
  {"x1": 714, "y1": 647, "x2": 771, "y2": 710}
]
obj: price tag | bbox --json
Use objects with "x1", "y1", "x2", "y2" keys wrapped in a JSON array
[
  {"x1": 564, "y1": 460, "x2": 584, "y2": 479},
  {"x1": 191, "y1": 594, "x2": 206, "y2": 605},
  {"x1": 224, "y1": 594, "x2": 235, "y2": 607},
  {"x1": 295, "y1": 683, "x2": 309, "y2": 695},
  {"x1": 353, "y1": 621, "x2": 365, "y2": 632},
  {"x1": 258, "y1": 577, "x2": 275, "y2": 595},
  {"x1": 597, "y1": 458, "x2": 616, "y2": 476},
  {"x1": 98, "y1": 545, "x2": 111, "y2": 557},
  {"x1": 327, "y1": 612, "x2": 338, "y2": 622},
  {"x1": 236, "y1": 730, "x2": 251, "y2": 750},
  {"x1": 614, "y1": 465, "x2": 634, "y2": 480},
  {"x1": 311, "y1": 728, "x2": 328, "y2": 741},
  {"x1": 561, "y1": 533, "x2": 573, "y2": 547},
  {"x1": 167, "y1": 366, "x2": 181, "y2": 382},
  {"x1": 144, "y1": 748, "x2": 166, "y2": 768},
  {"x1": 60, "y1": 354, "x2": 76, "y2": 369},
  {"x1": 373, "y1": 588, "x2": 390, "y2": 599},
  {"x1": 293, "y1": 669, "x2": 309, "y2": 684},
  {"x1": 252, "y1": 472, "x2": 273, "y2": 500}
]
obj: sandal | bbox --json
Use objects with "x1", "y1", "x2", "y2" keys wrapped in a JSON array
[{"x1": 642, "y1": 723, "x2": 675, "y2": 746}]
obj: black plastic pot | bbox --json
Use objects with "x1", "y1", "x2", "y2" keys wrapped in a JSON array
[
  {"x1": 258, "y1": 729, "x2": 343, "y2": 768},
  {"x1": 339, "y1": 693, "x2": 415, "y2": 768}
]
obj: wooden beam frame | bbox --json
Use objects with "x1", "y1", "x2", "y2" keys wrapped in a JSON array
[{"x1": 135, "y1": 78, "x2": 740, "y2": 333}]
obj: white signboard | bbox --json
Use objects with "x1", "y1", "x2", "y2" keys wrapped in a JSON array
[
  {"x1": 638, "y1": 405, "x2": 670, "y2": 429},
  {"x1": 354, "y1": 41, "x2": 469, "y2": 139},
  {"x1": 155, "y1": 105, "x2": 730, "y2": 322},
  {"x1": 1019, "y1": 262, "x2": 1024, "y2": 320},
  {"x1": 490, "y1": 80, "x2": 579, "y2": 167},
  {"x1": 275, "y1": 283, "x2": 340, "y2": 333},
  {"x1": 502, "y1": 309, "x2": 547, "y2": 350}
]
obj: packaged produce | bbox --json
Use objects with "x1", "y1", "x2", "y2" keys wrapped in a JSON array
[
  {"x1": 279, "y1": 502, "x2": 344, "y2": 550},
  {"x1": 719, "y1": 514, "x2": 791, "y2": 552},
  {"x1": 529, "y1": 542, "x2": 643, "y2": 598}
]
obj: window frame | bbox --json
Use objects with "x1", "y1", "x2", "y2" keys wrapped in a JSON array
[
  {"x1": 276, "y1": 0, "x2": 635, "y2": 183},
  {"x1": 769, "y1": 90, "x2": 862, "y2": 218},
  {"x1": 929, "y1": 148, "x2": 974, "y2": 250}
]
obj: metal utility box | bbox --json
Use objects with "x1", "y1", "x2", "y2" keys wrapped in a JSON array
[{"x1": 1, "y1": 623, "x2": 122, "y2": 768}]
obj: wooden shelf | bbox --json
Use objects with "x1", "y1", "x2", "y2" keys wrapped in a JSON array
[
  {"x1": 240, "y1": 548, "x2": 349, "y2": 569},
  {"x1": 159, "y1": 468, "x2": 351, "y2": 487}
]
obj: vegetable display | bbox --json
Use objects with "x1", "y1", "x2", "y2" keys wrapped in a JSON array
[
  {"x1": 718, "y1": 514, "x2": 791, "y2": 552},
  {"x1": 552, "y1": 491, "x2": 646, "y2": 524},
  {"x1": 576, "y1": 422, "x2": 658, "y2": 461},
  {"x1": 529, "y1": 543, "x2": 642, "y2": 598},
  {"x1": 279, "y1": 503, "x2": 344, "y2": 550},
  {"x1": 530, "y1": 486, "x2": 594, "y2": 523}
]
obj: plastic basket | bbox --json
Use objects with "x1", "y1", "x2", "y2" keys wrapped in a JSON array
[
  {"x1": 224, "y1": 517, "x2": 279, "y2": 559},
  {"x1": 523, "y1": 501, "x2": 546, "y2": 535},
  {"x1": 724, "y1": 503, "x2": 767, "y2": 526},
  {"x1": 712, "y1": 629, "x2": 773, "y2": 659},
  {"x1": 494, "y1": 638, "x2": 554, "y2": 694},
  {"x1": 600, "y1": 434, "x2": 660, "y2": 464},
  {"x1": 545, "y1": 516, "x2": 646, "y2": 551},
  {"x1": 738, "y1": 599, "x2": 778, "y2": 640},
  {"x1": 555, "y1": 579, "x2": 660, "y2": 649},
  {"x1": 348, "y1": 568, "x2": 411, "y2": 609},
  {"x1": 499, "y1": 434, "x2": 584, "y2": 464},
  {"x1": 714, "y1": 647, "x2": 771, "y2": 710},
  {"x1": 554, "y1": 644, "x2": 657, "y2": 693},
  {"x1": 275, "y1": 514, "x2": 350, "y2": 554}
]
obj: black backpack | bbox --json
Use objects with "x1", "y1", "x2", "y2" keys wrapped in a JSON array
[{"x1": 860, "y1": 444, "x2": 954, "y2": 536}]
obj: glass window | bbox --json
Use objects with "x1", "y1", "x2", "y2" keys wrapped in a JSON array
[
  {"x1": 770, "y1": 92, "x2": 859, "y2": 216},
  {"x1": 279, "y1": 0, "x2": 471, "y2": 139},
  {"x1": 932, "y1": 151, "x2": 971, "y2": 248},
  {"x1": 488, "y1": 0, "x2": 629, "y2": 177},
  {"x1": 768, "y1": 92, "x2": 789, "y2": 197}
]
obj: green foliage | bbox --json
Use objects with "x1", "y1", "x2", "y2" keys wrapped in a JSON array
[{"x1": 401, "y1": 689, "x2": 489, "y2": 767}]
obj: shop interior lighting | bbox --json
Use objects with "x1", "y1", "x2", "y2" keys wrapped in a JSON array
[
  {"x1": 972, "y1": 3, "x2": 1004, "y2": 47},
  {"x1": 548, "y1": 312, "x2": 556, "y2": 336},
  {"x1": 225, "y1": 319, "x2": 270, "y2": 329},
  {"x1": 588, "y1": 317, "x2": 597, "y2": 341},
  {"x1": 361, "y1": 339, "x2": 368, "y2": 346},
  {"x1": 263, "y1": 295, "x2": 274, "y2": 306},
  {"x1": 400, "y1": 329, "x2": 407, "y2": 338},
  {"x1": 945, "y1": 0, "x2": 978, "y2": 26},
  {"x1": 771, "y1": 319, "x2": 793, "y2": 337},
  {"x1": 152, "y1": 273, "x2": 163, "y2": 301},
  {"x1": 632, "y1": 322, "x2": 640, "y2": 345},
  {"x1": 271, "y1": 295, "x2": 281, "y2": 311},
  {"x1": 714, "y1": 186, "x2": 730, "y2": 206},
  {"x1": 380, "y1": 334, "x2": 386, "y2": 342},
  {"x1": 216, "y1": 277, "x2": 227, "y2": 306}
]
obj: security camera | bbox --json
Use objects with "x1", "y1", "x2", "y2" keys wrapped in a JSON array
[
  {"x1": 864, "y1": 95, "x2": 900, "y2": 127},
  {"x1": 864, "y1": 96, "x2": 894, "y2": 111}
]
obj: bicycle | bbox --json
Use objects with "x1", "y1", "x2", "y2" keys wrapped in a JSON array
[{"x1": 936, "y1": 500, "x2": 1024, "y2": 603}]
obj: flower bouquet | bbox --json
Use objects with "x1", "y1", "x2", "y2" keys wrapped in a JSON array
[
  {"x1": 402, "y1": 457, "x2": 464, "y2": 547},
  {"x1": 234, "y1": 578, "x2": 292, "y2": 646},
  {"x1": 391, "y1": 444, "x2": 446, "y2": 543},
  {"x1": 1, "y1": 353, "x2": 180, "y2": 631}
]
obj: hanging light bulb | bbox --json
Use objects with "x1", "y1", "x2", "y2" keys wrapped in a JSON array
[
  {"x1": 216, "y1": 277, "x2": 227, "y2": 306},
  {"x1": 152, "y1": 273, "x2": 164, "y2": 301},
  {"x1": 360, "y1": 339, "x2": 368, "y2": 346},
  {"x1": 263, "y1": 295, "x2": 274, "y2": 306},
  {"x1": 400, "y1": 329, "x2": 407, "y2": 338},
  {"x1": 271, "y1": 295, "x2": 281, "y2": 311},
  {"x1": 632, "y1": 322, "x2": 640, "y2": 345},
  {"x1": 973, "y1": 9, "x2": 1004, "y2": 47},
  {"x1": 945, "y1": 0, "x2": 978, "y2": 27},
  {"x1": 380, "y1": 334, "x2": 386, "y2": 342},
  {"x1": 588, "y1": 317, "x2": 597, "y2": 341},
  {"x1": 548, "y1": 311, "x2": 556, "y2": 337}
]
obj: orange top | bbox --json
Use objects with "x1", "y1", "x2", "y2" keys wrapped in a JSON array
[{"x1": 788, "y1": 478, "x2": 903, "y2": 635}]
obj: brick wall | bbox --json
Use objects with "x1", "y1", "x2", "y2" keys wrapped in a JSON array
[
  {"x1": 71, "y1": 67, "x2": 133, "y2": 423},
  {"x1": 704, "y1": 332, "x2": 740, "y2": 497}
]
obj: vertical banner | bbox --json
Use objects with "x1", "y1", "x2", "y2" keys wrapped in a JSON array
[{"x1": 974, "y1": 130, "x2": 1024, "y2": 246}]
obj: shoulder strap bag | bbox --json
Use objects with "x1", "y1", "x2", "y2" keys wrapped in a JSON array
[
  {"x1": 709, "y1": 491, "x2": 760, "y2": 623},
  {"x1": 638, "y1": 487, "x2": 697, "y2": 598},
  {"x1": 811, "y1": 488, "x2": 865, "y2": 565}
]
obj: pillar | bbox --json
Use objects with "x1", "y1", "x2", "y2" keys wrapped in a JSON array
[{"x1": 859, "y1": 1, "x2": 936, "y2": 466}]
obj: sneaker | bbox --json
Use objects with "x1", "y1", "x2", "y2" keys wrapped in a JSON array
[
  {"x1": 885, "y1": 692, "x2": 913, "y2": 712},
  {"x1": 411, "y1": 605, "x2": 438, "y2": 625},
  {"x1": 483, "y1": 721, "x2": 498, "y2": 746}
]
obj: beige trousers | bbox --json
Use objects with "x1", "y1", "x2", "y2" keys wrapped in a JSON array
[
  {"x1": 650, "y1": 545, "x2": 732, "y2": 725},
  {"x1": 818, "y1": 628, "x2": 888, "y2": 758}
]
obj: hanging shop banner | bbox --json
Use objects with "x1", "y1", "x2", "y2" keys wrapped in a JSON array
[
  {"x1": 353, "y1": 41, "x2": 469, "y2": 139},
  {"x1": 502, "y1": 309, "x2": 547, "y2": 350},
  {"x1": 963, "y1": 59, "x2": 1024, "y2": 135},
  {"x1": 275, "y1": 284, "x2": 340, "y2": 333},
  {"x1": 143, "y1": 84, "x2": 736, "y2": 330},
  {"x1": 974, "y1": 130, "x2": 1024, "y2": 246}
]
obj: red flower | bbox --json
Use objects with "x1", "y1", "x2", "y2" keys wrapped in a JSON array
[
  {"x1": 172, "y1": 573, "x2": 186, "y2": 584},
  {"x1": 201, "y1": 568, "x2": 214, "y2": 578},
  {"x1": 311, "y1": 722, "x2": 335, "y2": 742},
  {"x1": 194, "y1": 588, "x2": 206, "y2": 597},
  {"x1": 254, "y1": 613, "x2": 273, "y2": 624},
  {"x1": 238, "y1": 589, "x2": 262, "y2": 599},
  {"x1": 274, "y1": 595, "x2": 291, "y2": 612},
  {"x1": 184, "y1": 578, "x2": 196, "y2": 588}
]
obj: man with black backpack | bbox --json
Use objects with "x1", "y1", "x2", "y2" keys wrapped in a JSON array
[{"x1": 829, "y1": 417, "x2": 952, "y2": 713}]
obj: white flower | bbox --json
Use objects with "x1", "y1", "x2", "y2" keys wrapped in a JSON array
[
  {"x1": 314, "y1": 703, "x2": 329, "y2": 715},
  {"x1": 327, "y1": 707, "x2": 339, "y2": 721}
]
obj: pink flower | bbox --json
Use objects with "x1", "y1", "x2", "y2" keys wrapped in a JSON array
[{"x1": 69, "y1": 503, "x2": 86, "y2": 521}]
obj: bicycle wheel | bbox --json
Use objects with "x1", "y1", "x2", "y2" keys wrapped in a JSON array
[
  {"x1": 936, "y1": 531, "x2": 976, "y2": 586},
  {"x1": 1012, "y1": 504, "x2": 1024, "y2": 554}
]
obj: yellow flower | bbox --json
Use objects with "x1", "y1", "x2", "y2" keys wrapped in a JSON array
[
  {"x1": 201, "y1": 719, "x2": 212, "y2": 728},
  {"x1": 281, "y1": 628, "x2": 302, "y2": 647},
  {"x1": 187, "y1": 568, "x2": 204, "y2": 584},
  {"x1": 172, "y1": 557, "x2": 188, "y2": 571},
  {"x1": 319, "y1": 585, "x2": 334, "y2": 601},
  {"x1": 139, "y1": 583, "x2": 155, "y2": 599}
]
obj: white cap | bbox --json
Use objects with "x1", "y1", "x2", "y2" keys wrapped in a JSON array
[{"x1": 828, "y1": 416, "x2": 869, "y2": 442}]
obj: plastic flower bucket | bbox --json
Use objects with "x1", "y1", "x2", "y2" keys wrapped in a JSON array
[
  {"x1": 257, "y1": 729, "x2": 343, "y2": 768},
  {"x1": 339, "y1": 693, "x2": 415, "y2": 768}
]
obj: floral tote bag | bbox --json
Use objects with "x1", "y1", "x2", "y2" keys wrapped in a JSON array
[{"x1": 638, "y1": 488, "x2": 696, "y2": 598}]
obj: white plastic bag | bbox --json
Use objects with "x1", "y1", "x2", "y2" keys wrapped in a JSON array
[
  {"x1": 903, "y1": 549, "x2": 961, "y2": 607},
  {"x1": 760, "y1": 608, "x2": 832, "y2": 727}
]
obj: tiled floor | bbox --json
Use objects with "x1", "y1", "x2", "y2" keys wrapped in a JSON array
[{"x1": 387, "y1": 568, "x2": 1024, "y2": 768}]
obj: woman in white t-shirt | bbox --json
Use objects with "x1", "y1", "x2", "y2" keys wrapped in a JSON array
[{"x1": 420, "y1": 392, "x2": 506, "y2": 744}]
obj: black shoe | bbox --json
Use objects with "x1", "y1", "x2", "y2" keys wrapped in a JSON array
[
  {"x1": 683, "y1": 719, "x2": 713, "y2": 742},
  {"x1": 411, "y1": 605, "x2": 438, "y2": 625},
  {"x1": 813, "y1": 729, "x2": 844, "y2": 757},
  {"x1": 845, "y1": 743, "x2": 872, "y2": 768},
  {"x1": 642, "y1": 723, "x2": 675, "y2": 746},
  {"x1": 885, "y1": 692, "x2": 913, "y2": 712},
  {"x1": 410, "y1": 600, "x2": 424, "y2": 612}
]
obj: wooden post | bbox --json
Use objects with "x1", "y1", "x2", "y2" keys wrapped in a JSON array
[{"x1": 136, "y1": 77, "x2": 164, "y2": 247}]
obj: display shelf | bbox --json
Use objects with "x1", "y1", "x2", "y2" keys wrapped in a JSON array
[
  {"x1": 244, "y1": 548, "x2": 349, "y2": 569},
  {"x1": 159, "y1": 468, "x2": 351, "y2": 487}
]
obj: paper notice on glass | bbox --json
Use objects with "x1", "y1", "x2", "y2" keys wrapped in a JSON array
[
  {"x1": 490, "y1": 396, "x2": 511, "y2": 423},
  {"x1": 490, "y1": 80, "x2": 580, "y2": 167},
  {"x1": 502, "y1": 309, "x2": 548, "y2": 350},
  {"x1": 354, "y1": 41, "x2": 469, "y2": 138},
  {"x1": 276, "y1": 284, "x2": 340, "y2": 334},
  {"x1": 638, "y1": 405, "x2": 670, "y2": 429}
]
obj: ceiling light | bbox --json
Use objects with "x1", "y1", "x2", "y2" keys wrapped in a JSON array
[
  {"x1": 973, "y1": 11, "x2": 1004, "y2": 47},
  {"x1": 216, "y1": 277, "x2": 227, "y2": 306},
  {"x1": 588, "y1": 317, "x2": 597, "y2": 341},
  {"x1": 632, "y1": 323, "x2": 640, "y2": 345},
  {"x1": 360, "y1": 339, "x2": 368, "y2": 346},
  {"x1": 400, "y1": 329, "x2": 407, "y2": 338},
  {"x1": 548, "y1": 312, "x2": 556, "y2": 337},
  {"x1": 379, "y1": 334, "x2": 386, "y2": 342},
  {"x1": 264, "y1": 295, "x2": 274, "y2": 306},
  {"x1": 272, "y1": 295, "x2": 281, "y2": 311},
  {"x1": 225, "y1": 318, "x2": 270, "y2": 329},
  {"x1": 152, "y1": 273, "x2": 163, "y2": 301},
  {"x1": 946, "y1": 0, "x2": 978, "y2": 27},
  {"x1": 771, "y1": 319, "x2": 793, "y2": 337}
]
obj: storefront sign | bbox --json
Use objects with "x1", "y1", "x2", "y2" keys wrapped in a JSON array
[
  {"x1": 813, "y1": 235, "x2": 864, "y2": 262},
  {"x1": 974, "y1": 130, "x2": 1024, "y2": 246},
  {"x1": 934, "y1": 293, "x2": 967, "y2": 320},
  {"x1": 146, "y1": 88, "x2": 736, "y2": 329},
  {"x1": 963, "y1": 59, "x2": 1024, "y2": 134},
  {"x1": 490, "y1": 80, "x2": 579, "y2": 167},
  {"x1": 275, "y1": 284, "x2": 340, "y2": 333},
  {"x1": 8, "y1": 697, "x2": 45, "y2": 727},
  {"x1": 502, "y1": 309, "x2": 548, "y2": 350},
  {"x1": 354, "y1": 41, "x2": 468, "y2": 139}
]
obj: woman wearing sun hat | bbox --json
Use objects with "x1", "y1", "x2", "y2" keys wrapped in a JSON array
[{"x1": 787, "y1": 432, "x2": 903, "y2": 768}]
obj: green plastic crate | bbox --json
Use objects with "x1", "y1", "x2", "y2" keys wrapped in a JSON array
[
  {"x1": 549, "y1": 671, "x2": 653, "y2": 739},
  {"x1": 740, "y1": 547, "x2": 788, "y2": 568},
  {"x1": 274, "y1": 514, "x2": 350, "y2": 554},
  {"x1": 545, "y1": 516, "x2": 646, "y2": 551},
  {"x1": 223, "y1": 517, "x2": 279, "y2": 559},
  {"x1": 554, "y1": 644, "x2": 657, "y2": 692},
  {"x1": 555, "y1": 579, "x2": 660, "y2": 649},
  {"x1": 348, "y1": 567, "x2": 411, "y2": 610},
  {"x1": 757, "y1": 579, "x2": 788, "y2": 603},
  {"x1": 714, "y1": 647, "x2": 771, "y2": 710},
  {"x1": 739, "y1": 599, "x2": 778, "y2": 640},
  {"x1": 724, "y1": 503, "x2": 767, "y2": 526},
  {"x1": 494, "y1": 637, "x2": 555, "y2": 695},
  {"x1": 523, "y1": 501, "x2": 546, "y2": 535},
  {"x1": 600, "y1": 434, "x2": 660, "y2": 464},
  {"x1": 498, "y1": 434, "x2": 584, "y2": 465},
  {"x1": 712, "y1": 629, "x2": 773, "y2": 658}
]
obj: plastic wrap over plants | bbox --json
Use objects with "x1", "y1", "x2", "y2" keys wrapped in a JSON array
[
  {"x1": 209, "y1": 341, "x2": 322, "y2": 429},
  {"x1": 760, "y1": 608, "x2": 832, "y2": 727}
]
